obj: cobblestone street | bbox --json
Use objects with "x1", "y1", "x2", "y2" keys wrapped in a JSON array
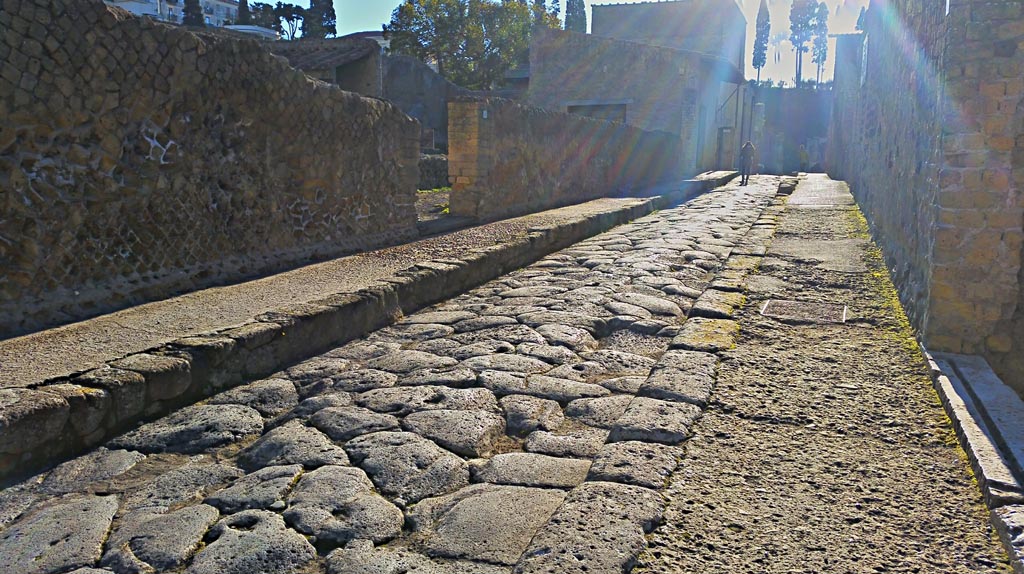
[{"x1": 0, "y1": 176, "x2": 1011, "y2": 573}]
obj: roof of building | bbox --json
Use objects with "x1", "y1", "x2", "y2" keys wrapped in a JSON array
[{"x1": 268, "y1": 37, "x2": 379, "y2": 71}]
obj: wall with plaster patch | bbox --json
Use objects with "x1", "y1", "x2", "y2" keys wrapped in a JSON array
[{"x1": 0, "y1": 0, "x2": 420, "y2": 336}]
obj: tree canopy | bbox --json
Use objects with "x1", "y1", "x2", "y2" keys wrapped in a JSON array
[
  {"x1": 237, "y1": 0, "x2": 251, "y2": 24},
  {"x1": 302, "y1": 0, "x2": 337, "y2": 38},
  {"x1": 275, "y1": 2, "x2": 304, "y2": 40},
  {"x1": 752, "y1": 0, "x2": 770, "y2": 82},
  {"x1": 386, "y1": 0, "x2": 554, "y2": 90}
]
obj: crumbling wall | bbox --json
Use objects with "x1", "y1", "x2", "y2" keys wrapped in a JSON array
[
  {"x1": 828, "y1": 0, "x2": 1024, "y2": 390},
  {"x1": 448, "y1": 98, "x2": 682, "y2": 221},
  {"x1": 0, "y1": 0, "x2": 420, "y2": 337}
]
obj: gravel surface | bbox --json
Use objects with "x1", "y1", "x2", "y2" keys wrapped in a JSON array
[{"x1": 638, "y1": 175, "x2": 1011, "y2": 573}]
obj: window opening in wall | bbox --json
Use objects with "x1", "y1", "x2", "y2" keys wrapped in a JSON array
[{"x1": 567, "y1": 104, "x2": 627, "y2": 123}]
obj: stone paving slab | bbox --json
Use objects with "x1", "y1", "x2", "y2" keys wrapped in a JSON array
[{"x1": 0, "y1": 176, "x2": 780, "y2": 573}]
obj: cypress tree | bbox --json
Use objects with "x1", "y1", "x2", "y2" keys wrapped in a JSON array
[
  {"x1": 564, "y1": 0, "x2": 586, "y2": 33},
  {"x1": 302, "y1": 0, "x2": 337, "y2": 38},
  {"x1": 183, "y1": 0, "x2": 205, "y2": 26},
  {"x1": 752, "y1": 0, "x2": 769, "y2": 82},
  {"x1": 237, "y1": 0, "x2": 251, "y2": 24}
]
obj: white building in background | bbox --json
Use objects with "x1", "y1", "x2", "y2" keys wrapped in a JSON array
[{"x1": 103, "y1": 0, "x2": 240, "y2": 27}]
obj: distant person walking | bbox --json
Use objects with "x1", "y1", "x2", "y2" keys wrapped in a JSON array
[
  {"x1": 798, "y1": 144, "x2": 809, "y2": 173},
  {"x1": 739, "y1": 141, "x2": 756, "y2": 186}
]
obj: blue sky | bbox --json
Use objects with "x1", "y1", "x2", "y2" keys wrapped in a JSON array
[{"x1": 331, "y1": 0, "x2": 868, "y2": 83}]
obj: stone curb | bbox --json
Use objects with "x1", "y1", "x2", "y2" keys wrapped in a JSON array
[
  {"x1": 0, "y1": 173, "x2": 737, "y2": 486},
  {"x1": 516, "y1": 179, "x2": 788, "y2": 572},
  {"x1": 925, "y1": 351, "x2": 1024, "y2": 573}
]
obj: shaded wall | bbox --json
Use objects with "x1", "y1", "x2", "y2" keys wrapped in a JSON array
[
  {"x1": 756, "y1": 86, "x2": 832, "y2": 173},
  {"x1": 448, "y1": 98, "x2": 682, "y2": 221},
  {"x1": 383, "y1": 55, "x2": 470, "y2": 150},
  {"x1": 828, "y1": 0, "x2": 1024, "y2": 390},
  {"x1": 0, "y1": 0, "x2": 420, "y2": 337}
]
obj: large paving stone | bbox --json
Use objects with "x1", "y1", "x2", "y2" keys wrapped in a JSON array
[
  {"x1": 453, "y1": 315, "x2": 520, "y2": 333},
  {"x1": 518, "y1": 312, "x2": 607, "y2": 335},
  {"x1": 587, "y1": 441, "x2": 681, "y2": 489},
  {"x1": 40, "y1": 447, "x2": 146, "y2": 494},
  {"x1": 544, "y1": 361, "x2": 609, "y2": 382},
  {"x1": 450, "y1": 324, "x2": 547, "y2": 346},
  {"x1": 108, "y1": 404, "x2": 263, "y2": 454},
  {"x1": 102, "y1": 504, "x2": 220, "y2": 573},
  {"x1": 185, "y1": 510, "x2": 316, "y2": 574},
  {"x1": 356, "y1": 386, "x2": 498, "y2": 417},
  {"x1": 327, "y1": 369, "x2": 399, "y2": 392},
  {"x1": 0, "y1": 494, "x2": 118, "y2": 574},
  {"x1": 595, "y1": 375, "x2": 646, "y2": 394},
  {"x1": 515, "y1": 342, "x2": 581, "y2": 365},
  {"x1": 480, "y1": 370, "x2": 610, "y2": 402},
  {"x1": 123, "y1": 462, "x2": 243, "y2": 513},
  {"x1": 669, "y1": 317, "x2": 739, "y2": 353},
  {"x1": 208, "y1": 378, "x2": 299, "y2": 418},
  {"x1": 513, "y1": 481, "x2": 663, "y2": 574},
  {"x1": 607, "y1": 397, "x2": 701, "y2": 445},
  {"x1": 450, "y1": 341, "x2": 518, "y2": 360},
  {"x1": 376, "y1": 323, "x2": 456, "y2": 342},
  {"x1": 0, "y1": 485, "x2": 38, "y2": 530},
  {"x1": 403, "y1": 409, "x2": 506, "y2": 457},
  {"x1": 287, "y1": 392, "x2": 354, "y2": 419},
  {"x1": 498, "y1": 286, "x2": 568, "y2": 298},
  {"x1": 580, "y1": 350, "x2": 657, "y2": 375},
  {"x1": 459, "y1": 353, "x2": 553, "y2": 374},
  {"x1": 564, "y1": 395, "x2": 634, "y2": 429},
  {"x1": 326, "y1": 540, "x2": 512, "y2": 574},
  {"x1": 284, "y1": 465, "x2": 403, "y2": 546},
  {"x1": 366, "y1": 351, "x2": 458, "y2": 374},
  {"x1": 345, "y1": 432, "x2": 469, "y2": 505},
  {"x1": 639, "y1": 350, "x2": 718, "y2": 406},
  {"x1": 525, "y1": 428, "x2": 609, "y2": 458},
  {"x1": 612, "y1": 292, "x2": 684, "y2": 317},
  {"x1": 237, "y1": 420, "x2": 349, "y2": 471},
  {"x1": 500, "y1": 394, "x2": 564, "y2": 436},
  {"x1": 310, "y1": 406, "x2": 400, "y2": 442},
  {"x1": 409, "y1": 484, "x2": 566, "y2": 565},
  {"x1": 471, "y1": 453, "x2": 590, "y2": 488},
  {"x1": 401, "y1": 367, "x2": 478, "y2": 388},
  {"x1": 284, "y1": 357, "x2": 351, "y2": 383},
  {"x1": 205, "y1": 465, "x2": 303, "y2": 513}
]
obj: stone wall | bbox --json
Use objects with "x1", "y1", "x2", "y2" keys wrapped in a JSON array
[
  {"x1": 448, "y1": 97, "x2": 683, "y2": 221},
  {"x1": 383, "y1": 55, "x2": 470, "y2": 150},
  {"x1": 828, "y1": 0, "x2": 1024, "y2": 390},
  {"x1": 0, "y1": 0, "x2": 420, "y2": 337}
]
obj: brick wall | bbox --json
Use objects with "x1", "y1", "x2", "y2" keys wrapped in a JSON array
[
  {"x1": 448, "y1": 98, "x2": 683, "y2": 221},
  {"x1": 0, "y1": 0, "x2": 420, "y2": 337},
  {"x1": 829, "y1": 0, "x2": 1024, "y2": 390}
]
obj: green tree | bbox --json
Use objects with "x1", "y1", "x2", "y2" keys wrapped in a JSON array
[
  {"x1": 789, "y1": 0, "x2": 815, "y2": 86},
  {"x1": 237, "y1": 0, "x2": 252, "y2": 24},
  {"x1": 811, "y1": 1, "x2": 829, "y2": 84},
  {"x1": 183, "y1": 0, "x2": 204, "y2": 26},
  {"x1": 250, "y1": 2, "x2": 280, "y2": 30},
  {"x1": 302, "y1": 0, "x2": 337, "y2": 38},
  {"x1": 386, "y1": 0, "x2": 544, "y2": 90},
  {"x1": 275, "y1": 2, "x2": 304, "y2": 39},
  {"x1": 752, "y1": 0, "x2": 770, "y2": 83},
  {"x1": 564, "y1": 0, "x2": 585, "y2": 33}
]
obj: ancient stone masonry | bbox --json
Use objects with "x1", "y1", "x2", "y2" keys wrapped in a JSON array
[
  {"x1": 0, "y1": 0, "x2": 421, "y2": 337},
  {"x1": 448, "y1": 97, "x2": 683, "y2": 221},
  {"x1": 828, "y1": 0, "x2": 1024, "y2": 390}
]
